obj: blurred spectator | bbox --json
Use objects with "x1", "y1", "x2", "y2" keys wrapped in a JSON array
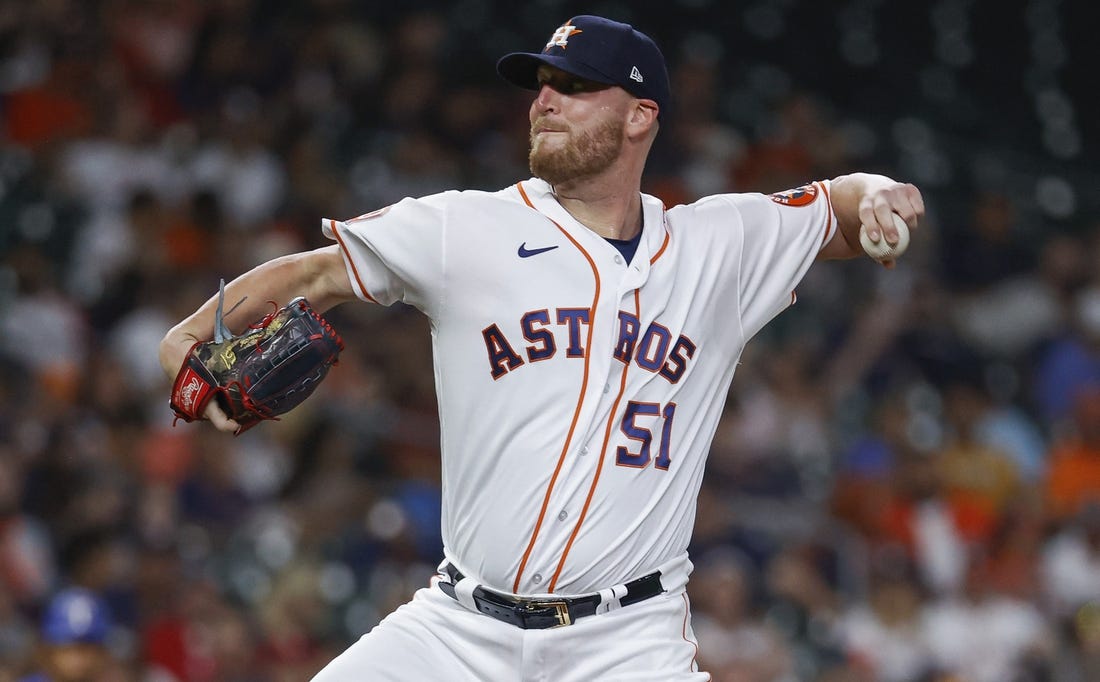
[
  {"x1": 763, "y1": 545, "x2": 847, "y2": 680},
  {"x1": 142, "y1": 579, "x2": 259, "y2": 682},
  {"x1": 831, "y1": 394, "x2": 908, "y2": 537},
  {"x1": 189, "y1": 104, "x2": 286, "y2": 230},
  {"x1": 731, "y1": 94, "x2": 848, "y2": 193},
  {"x1": 941, "y1": 192, "x2": 1036, "y2": 292},
  {"x1": 255, "y1": 561, "x2": 330, "y2": 681},
  {"x1": 1034, "y1": 286, "x2": 1100, "y2": 430},
  {"x1": 1044, "y1": 387, "x2": 1100, "y2": 523},
  {"x1": 0, "y1": 586, "x2": 36, "y2": 680},
  {"x1": 1061, "y1": 601, "x2": 1100, "y2": 682},
  {"x1": 0, "y1": 456, "x2": 55, "y2": 605},
  {"x1": 982, "y1": 498, "x2": 1047, "y2": 603},
  {"x1": 935, "y1": 376, "x2": 1022, "y2": 542},
  {"x1": 973, "y1": 390, "x2": 1049, "y2": 484},
  {"x1": 70, "y1": 188, "x2": 177, "y2": 325},
  {"x1": 1042, "y1": 504, "x2": 1100, "y2": 619},
  {"x1": 0, "y1": 249, "x2": 88, "y2": 407},
  {"x1": 19, "y1": 587, "x2": 125, "y2": 682},
  {"x1": 950, "y1": 231, "x2": 1091, "y2": 364},
  {"x1": 176, "y1": 434, "x2": 253, "y2": 535},
  {"x1": 710, "y1": 341, "x2": 831, "y2": 505},
  {"x1": 56, "y1": 94, "x2": 179, "y2": 218},
  {"x1": 3, "y1": 47, "x2": 95, "y2": 153},
  {"x1": 690, "y1": 549, "x2": 794, "y2": 681},
  {"x1": 833, "y1": 398, "x2": 974, "y2": 598},
  {"x1": 836, "y1": 553, "x2": 932, "y2": 682},
  {"x1": 922, "y1": 552, "x2": 1054, "y2": 681},
  {"x1": 107, "y1": 0, "x2": 200, "y2": 128}
]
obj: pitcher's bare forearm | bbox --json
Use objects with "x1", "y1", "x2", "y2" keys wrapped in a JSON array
[
  {"x1": 820, "y1": 173, "x2": 924, "y2": 261},
  {"x1": 159, "y1": 245, "x2": 356, "y2": 379}
]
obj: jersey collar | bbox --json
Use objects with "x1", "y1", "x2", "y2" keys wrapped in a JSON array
[{"x1": 519, "y1": 178, "x2": 668, "y2": 269}]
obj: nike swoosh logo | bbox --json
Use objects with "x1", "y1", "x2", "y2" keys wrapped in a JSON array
[{"x1": 517, "y1": 243, "x2": 560, "y2": 258}]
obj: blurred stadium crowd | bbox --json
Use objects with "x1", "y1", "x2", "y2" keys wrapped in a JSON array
[{"x1": 1, "y1": 0, "x2": 1099, "y2": 680}]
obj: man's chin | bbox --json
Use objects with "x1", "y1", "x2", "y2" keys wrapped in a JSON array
[
  {"x1": 531, "y1": 168, "x2": 566, "y2": 186},
  {"x1": 530, "y1": 158, "x2": 570, "y2": 186},
  {"x1": 530, "y1": 150, "x2": 563, "y2": 184}
]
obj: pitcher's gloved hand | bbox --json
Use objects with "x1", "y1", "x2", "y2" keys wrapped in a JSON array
[{"x1": 170, "y1": 280, "x2": 343, "y2": 434}]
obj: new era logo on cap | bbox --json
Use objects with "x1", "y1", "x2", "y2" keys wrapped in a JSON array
[{"x1": 497, "y1": 15, "x2": 671, "y2": 120}]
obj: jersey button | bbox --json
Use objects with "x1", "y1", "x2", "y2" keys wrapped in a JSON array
[
  {"x1": 580, "y1": 445, "x2": 589, "y2": 455},
  {"x1": 614, "y1": 255, "x2": 624, "y2": 265},
  {"x1": 603, "y1": 383, "x2": 610, "y2": 394},
  {"x1": 558, "y1": 510, "x2": 568, "y2": 521},
  {"x1": 532, "y1": 573, "x2": 543, "y2": 584}
]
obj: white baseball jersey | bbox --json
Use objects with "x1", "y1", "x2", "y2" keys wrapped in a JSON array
[{"x1": 322, "y1": 177, "x2": 835, "y2": 597}]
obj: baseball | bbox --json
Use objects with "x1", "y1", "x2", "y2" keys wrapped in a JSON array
[{"x1": 859, "y1": 212, "x2": 910, "y2": 262}]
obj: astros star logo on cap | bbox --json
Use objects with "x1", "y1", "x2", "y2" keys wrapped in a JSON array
[
  {"x1": 498, "y1": 15, "x2": 671, "y2": 120},
  {"x1": 545, "y1": 21, "x2": 582, "y2": 50}
]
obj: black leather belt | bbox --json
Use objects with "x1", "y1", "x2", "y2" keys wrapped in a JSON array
[{"x1": 437, "y1": 563, "x2": 664, "y2": 629}]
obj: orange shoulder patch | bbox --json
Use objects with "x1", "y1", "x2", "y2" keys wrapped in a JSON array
[{"x1": 769, "y1": 183, "x2": 818, "y2": 207}]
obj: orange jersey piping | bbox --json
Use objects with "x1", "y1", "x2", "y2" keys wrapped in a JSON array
[
  {"x1": 681, "y1": 593, "x2": 706, "y2": 677},
  {"x1": 329, "y1": 219, "x2": 379, "y2": 304},
  {"x1": 816, "y1": 180, "x2": 834, "y2": 247},
  {"x1": 512, "y1": 181, "x2": 601, "y2": 593},
  {"x1": 650, "y1": 229, "x2": 670, "y2": 265},
  {"x1": 790, "y1": 182, "x2": 834, "y2": 301},
  {"x1": 649, "y1": 207, "x2": 670, "y2": 265},
  {"x1": 547, "y1": 288, "x2": 640, "y2": 591}
]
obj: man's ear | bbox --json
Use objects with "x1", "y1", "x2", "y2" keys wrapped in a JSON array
[{"x1": 627, "y1": 100, "x2": 659, "y2": 139}]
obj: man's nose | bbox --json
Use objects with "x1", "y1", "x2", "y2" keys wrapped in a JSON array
[{"x1": 534, "y1": 84, "x2": 560, "y2": 113}]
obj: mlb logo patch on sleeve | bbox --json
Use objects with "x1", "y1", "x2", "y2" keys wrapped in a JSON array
[{"x1": 769, "y1": 183, "x2": 818, "y2": 207}]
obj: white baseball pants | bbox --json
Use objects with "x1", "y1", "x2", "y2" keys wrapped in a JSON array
[{"x1": 311, "y1": 581, "x2": 709, "y2": 681}]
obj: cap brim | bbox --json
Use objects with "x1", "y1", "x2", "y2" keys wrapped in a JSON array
[{"x1": 496, "y1": 52, "x2": 618, "y2": 91}]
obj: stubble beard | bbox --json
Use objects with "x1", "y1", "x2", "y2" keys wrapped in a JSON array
[{"x1": 529, "y1": 117, "x2": 624, "y2": 187}]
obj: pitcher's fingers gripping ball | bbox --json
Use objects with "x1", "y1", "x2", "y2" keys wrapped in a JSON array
[
  {"x1": 170, "y1": 280, "x2": 344, "y2": 433},
  {"x1": 859, "y1": 212, "x2": 910, "y2": 263}
]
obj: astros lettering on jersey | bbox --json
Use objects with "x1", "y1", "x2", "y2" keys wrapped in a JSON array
[{"x1": 323, "y1": 177, "x2": 835, "y2": 597}]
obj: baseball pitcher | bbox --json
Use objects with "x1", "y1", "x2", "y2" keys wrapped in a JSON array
[{"x1": 160, "y1": 14, "x2": 924, "y2": 681}]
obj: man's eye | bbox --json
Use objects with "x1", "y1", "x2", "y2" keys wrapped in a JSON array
[{"x1": 536, "y1": 75, "x2": 596, "y2": 93}]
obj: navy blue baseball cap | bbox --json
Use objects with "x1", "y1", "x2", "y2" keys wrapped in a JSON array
[
  {"x1": 497, "y1": 15, "x2": 671, "y2": 119},
  {"x1": 41, "y1": 588, "x2": 112, "y2": 645}
]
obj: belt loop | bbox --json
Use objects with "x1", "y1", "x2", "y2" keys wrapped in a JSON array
[
  {"x1": 594, "y1": 583, "x2": 630, "y2": 615},
  {"x1": 452, "y1": 576, "x2": 479, "y2": 613}
]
